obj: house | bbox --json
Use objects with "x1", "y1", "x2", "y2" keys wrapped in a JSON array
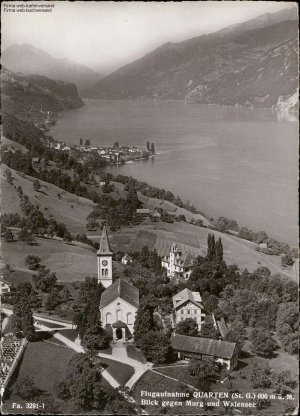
[
  {"x1": 100, "y1": 279, "x2": 139, "y2": 341},
  {"x1": 136, "y1": 208, "x2": 150, "y2": 218},
  {"x1": 171, "y1": 334, "x2": 238, "y2": 370},
  {"x1": 173, "y1": 288, "x2": 206, "y2": 331},
  {"x1": 162, "y1": 243, "x2": 195, "y2": 279},
  {"x1": 152, "y1": 210, "x2": 161, "y2": 221},
  {"x1": 258, "y1": 243, "x2": 268, "y2": 250},
  {"x1": 122, "y1": 253, "x2": 133, "y2": 265},
  {"x1": 0, "y1": 275, "x2": 11, "y2": 295}
]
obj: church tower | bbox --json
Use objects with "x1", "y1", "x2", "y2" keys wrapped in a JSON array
[{"x1": 97, "y1": 226, "x2": 113, "y2": 288}]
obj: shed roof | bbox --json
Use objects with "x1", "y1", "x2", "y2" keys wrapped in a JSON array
[{"x1": 171, "y1": 334, "x2": 237, "y2": 360}]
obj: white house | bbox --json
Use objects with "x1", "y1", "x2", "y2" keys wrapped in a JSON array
[
  {"x1": 122, "y1": 253, "x2": 133, "y2": 265},
  {"x1": 0, "y1": 275, "x2": 11, "y2": 295},
  {"x1": 162, "y1": 243, "x2": 195, "y2": 279},
  {"x1": 173, "y1": 288, "x2": 206, "y2": 331}
]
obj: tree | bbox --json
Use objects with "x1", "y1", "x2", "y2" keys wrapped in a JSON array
[
  {"x1": 215, "y1": 237, "x2": 223, "y2": 262},
  {"x1": 58, "y1": 354, "x2": 106, "y2": 410},
  {"x1": 250, "y1": 364, "x2": 272, "y2": 388},
  {"x1": 63, "y1": 229, "x2": 72, "y2": 243},
  {"x1": 146, "y1": 141, "x2": 150, "y2": 150},
  {"x1": 150, "y1": 143, "x2": 155, "y2": 153},
  {"x1": 45, "y1": 288, "x2": 62, "y2": 311},
  {"x1": 15, "y1": 376, "x2": 40, "y2": 400},
  {"x1": 79, "y1": 138, "x2": 83, "y2": 146},
  {"x1": 134, "y1": 296, "x2": 157, "y2": 346},
  {"x1": 250, "y1": 328, "x2": 277, "y2": 357},
  {"x1": 138, "y1": 331, "x2": 171, "y2": 364},
  {"x1": 33, "y1": 179, "x2": 41, "y2": 192},
  {"x1": 281, "y1": 254, "x2": 294, "y2": 267},
  {"x1": 175, "y1": 318, "x2": 198, "y2": 337},
  {"x1": 25, "y1": 255, "x2": 41, "y2": 271},
  {"x1": 188, "y1": 359, "x2": 219, "y2": 390},
  {"x1": 207, "y1": 233, "x2": 216, "y2": 260},
  {"x1": 200, "y1": 322, "x2": 220, "y2": 340},
  {"x1": 5, "y1": 168, "x2": 13, "y2": 184},
  {"x1": 224, "y1": 320, "x2": 246, "y2": 351},
  {"x1": 85, "y1": 139, "x2": 91, "y2": 146},
  {"x1": 12, "y1": 294, "x2": 36, "y2": 341},
  {"x1": 273, "y1": 370, "x2": 296, "y2": 396},
  {"x1": 113, "y1": 141, "x2": 119, "y2": 148},
  {"x1": 4, "y1": 229, "x2": 14, "y2": 242}
]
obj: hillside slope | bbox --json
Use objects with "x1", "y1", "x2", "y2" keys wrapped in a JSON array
[
  {"x1": 1, "y1": 165, "x2": 95, "y2": 234},
  {"x1": 84, "y1": 12, "x2": 298, "y2": 108},
  {"x1": 2, "y1": 43, "x2": 101, "y2": 92},
  {"x1": 2, "y1": 67, "x2": 83, "y2": 123}
]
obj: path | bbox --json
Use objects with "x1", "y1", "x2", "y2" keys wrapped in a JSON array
[{"x1": 104, "y1": 340, "x2": 152, "y2": 388}]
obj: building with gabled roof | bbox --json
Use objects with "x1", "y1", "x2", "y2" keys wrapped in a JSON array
[
  {"x1": 173, "y1": 288, "x2": 206, "y2": 331},
  {"x1": 100, "y1": 278, "x2": 139, "y2": 341},
  {"x1": 171, "y1": 334, "x2": 238, "y2": 370},
  {"x1": 162, "y1": 243, "x2": 195, "y2": 280},
  {"x1": 122, "y1": 253, "x2": 133, "y2": 265}
]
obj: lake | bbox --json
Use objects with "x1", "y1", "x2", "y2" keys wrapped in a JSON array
[{"x1": 50, "y1": 99, "x2": 298, "y2": 245}]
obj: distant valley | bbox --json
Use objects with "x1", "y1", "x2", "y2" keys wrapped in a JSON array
[{"x1": 2, "y1": 43, "x2": 101, "y2": 92}]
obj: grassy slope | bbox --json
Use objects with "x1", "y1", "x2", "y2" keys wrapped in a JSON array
[
  {"x1": 1, "y1": 237, "x2": 97, "y2": 282},
  {"x1": 1, "y1": 165, "x2": 294, "y2": 280},
  {"x1": 1, "y1": 165, "x2": 95, "y2": 234},
  {"x1": 104, "y1": 221, "x2": 294, "y2": 278}
]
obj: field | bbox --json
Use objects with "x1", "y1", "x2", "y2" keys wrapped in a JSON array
[
  {"x1": 1, "y1": 165, "x2": 95, "y2": 234},
  {"x1": 1, "y1": 237, "x2": 97, "y2": 282},
  {"x1": 3, "y1": 340, "x2": 75, "y2": 415},
  {"x1": 99, "y1": 356, "x2": 134, "y2": 385},
  {"x1": 106, "y1": 221, "x2": 294, "y2": 278},
  {"x1": 2, "y1": 165, "x2": 296, "y2": 281}
]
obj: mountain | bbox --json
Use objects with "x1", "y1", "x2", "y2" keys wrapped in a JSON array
[
  {"x1": 84, "y1": 8, "x2": 298, "y2": 108},
  {"x1": 2, "y1": 44, "x2": 101, "y2": 92},
  {"x1": 2, "y1": 67, "x2": 83, "y2": 127}
]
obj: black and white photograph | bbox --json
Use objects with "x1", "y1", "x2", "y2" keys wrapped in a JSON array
[{"x1": 0, "y1": 1, "x2": 299, "y2": 415}]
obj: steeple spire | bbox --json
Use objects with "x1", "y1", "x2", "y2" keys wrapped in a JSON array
[{"x1": 97, "y1": 226, "x2": 113, "y2": 255}]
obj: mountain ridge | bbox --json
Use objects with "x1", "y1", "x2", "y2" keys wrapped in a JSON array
[
  {"x1": 83, "y1": 9, "x2": 298, "y2": 108},
  {"x1": 2, "y1": 43, "x2": 101, "y2": 92}
]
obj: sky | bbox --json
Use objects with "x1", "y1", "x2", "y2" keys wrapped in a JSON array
[{"x1": 1, "y1": 1, "x2": 295, "y2": 74}]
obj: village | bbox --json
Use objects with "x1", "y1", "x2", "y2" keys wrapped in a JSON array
[{"x1": 49, "y1": 139, "x2": 156, "y2": 165}]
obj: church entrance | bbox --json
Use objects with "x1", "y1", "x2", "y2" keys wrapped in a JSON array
[{"x1": 116, "y1": 328, "x2": 123, "y2": 340}]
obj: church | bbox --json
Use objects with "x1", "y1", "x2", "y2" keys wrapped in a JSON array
[{"x1": 97, "y1": 226, "x2": 139, "y2": 341}]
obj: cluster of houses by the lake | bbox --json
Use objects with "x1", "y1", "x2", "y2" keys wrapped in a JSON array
[{"x1": 49, "y1": 140, "x2": 155, "y2": 165}]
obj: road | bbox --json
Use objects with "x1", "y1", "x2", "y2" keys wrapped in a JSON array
[{"x1": 2, "y1": 306, "x2": 150, "y2": 413}]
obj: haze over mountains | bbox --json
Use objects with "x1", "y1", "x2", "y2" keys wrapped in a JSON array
[
  {"x1": 83, "y1": 7, "x2": 298, "y2": 108},
  {"x1": 2, "y1": 44, "x2": 101, "y2": 92}
]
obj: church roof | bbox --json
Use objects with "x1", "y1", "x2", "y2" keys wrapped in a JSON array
[
  {"x1": 100, "y1": 278, "x2": 139, "y2": 309},
  {"x1": 97, "y1": 226, "x2": 113, "y2": 255}
]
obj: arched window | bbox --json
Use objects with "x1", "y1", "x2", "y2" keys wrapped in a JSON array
[
  {"x1": 106, "y1": 312, "x2": 112, "y2": 325},
  {"x1": 127, "y1": 312, "x2": 133, "y2": 325},
  {"x1": 105, "y1": 269, "x2": 109, "y2": 277},
  {"x1": 116, "y1": 309, "x2": 122, "y2": 321}
]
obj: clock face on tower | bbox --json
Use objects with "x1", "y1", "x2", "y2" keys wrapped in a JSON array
[{"x1": 102, "y1": 260, "x2": 108, "y2": 266}]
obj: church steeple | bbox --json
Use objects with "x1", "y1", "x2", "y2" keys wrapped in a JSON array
[
  {"x1": 97, "y1": 226, "x2": 113, "y2": 255},
  {"x1": 97, "y1": 226, "x2": 113, "y2": 288}
]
